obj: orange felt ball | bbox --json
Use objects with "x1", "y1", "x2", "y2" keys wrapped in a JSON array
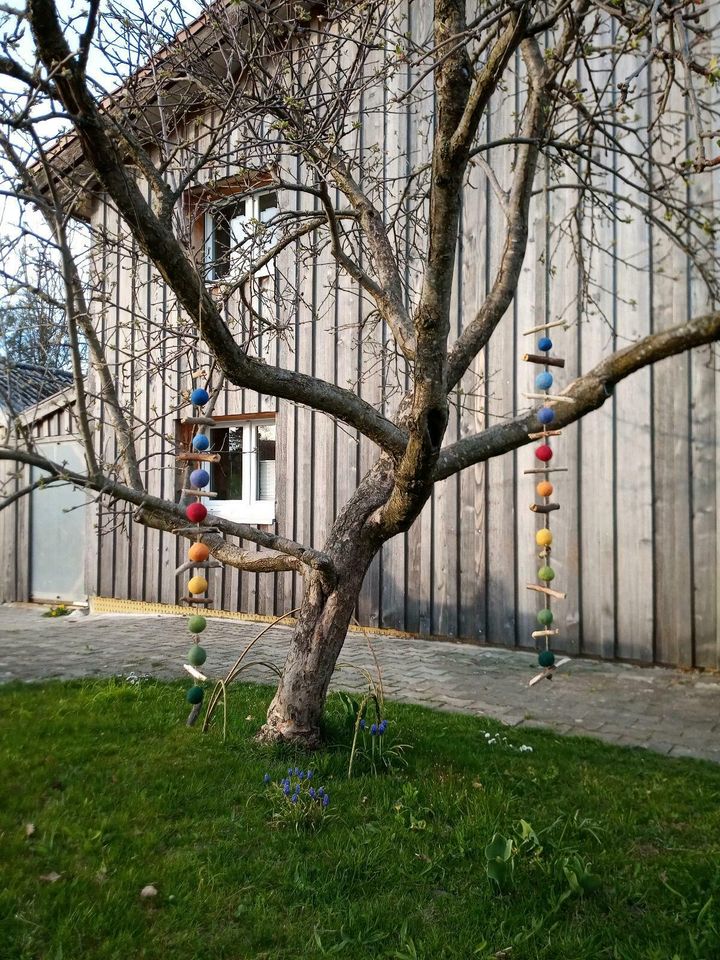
[
  {"x1": 189, "y1": 542, "x2": 210, "y2": 563},
  {"x1": 187, "y1": 575, "x2": 208, "y2": 595},
  {"x1": 536, "y1": 480, "x2": 554, "y2": 498}
]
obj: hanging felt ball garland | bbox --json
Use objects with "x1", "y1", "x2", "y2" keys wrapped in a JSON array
[
  {"x1": 175, "y1": 376, "x2": 223, "y2": 722},
  {"x1": 521, "y1": 320, "x2": 573, "y2": 685}
]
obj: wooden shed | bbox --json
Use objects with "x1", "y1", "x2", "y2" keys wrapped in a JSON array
[{"x1": 0, "y1": 362, "x2": 86, "y2": 604}]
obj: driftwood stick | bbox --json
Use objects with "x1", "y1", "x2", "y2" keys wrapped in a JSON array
[
  {"x1": 183, "y1": 664, "x2": 208, "y2": 681},
  {"x1": 182, "y1": 488, "x2": 218, "y2": 498},
  {"x1": 523, "y1": 319, "x2": 566, "y2": 336},
  {"x1": 179, "y1": 596, "x2": 214, "y2": 605},
  {"x1": 527, "y1": 429, "x2": 562, "y2": 440},
  {"x1": 527, "y1": 583, "x2": 567, "y2": 600},
  {"x1": 530, "y1": 502, "x2": 560, "y2": 513},
  {"x1": 523, "y1": 467, "x2": 569, "y2": 475},
  {"x1": 182, "y1": 415, "x2": 217, "y2": 426},
  {"x1": 523, "y1": 392, "x2": 576, "y2": 403},
  {"x1": 174, "y1": 525, "x2": 221, "y2": 534},
  {"x1": 191, "y1": 369, "x2": 207, "y2": 379},
  {"x1": 531, "y1": 629, "x2": 560, "y2": 638},
  {"x1": 176, "y1": 453, "x2": 221, "y2": 463},
  {"x1": 175, "y1": 559, "x2": 223, "y2": 576},
  {"x1": 522, "y1": 353, "x2": 566, "y2": 367}
]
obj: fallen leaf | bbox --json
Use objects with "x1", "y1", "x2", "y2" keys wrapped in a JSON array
[
  {"x1": 25, "y1": 822, "x2": 36, "y2": 838},
  {"x1": 39, "y1": 872, "x2": 62, "y2": 883},
  {"x1": 140, "y1": 884, "x2": 158, "y2": 898}
]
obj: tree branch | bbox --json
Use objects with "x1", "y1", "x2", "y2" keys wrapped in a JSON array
[
  {"x1": 0, "y1": 446, "x2": 336, "y2": 582},
  {"x1": 25, "y1": 0, "x2": 407, "y2": 458},
  {"x1": 446, "y1": 35, "x2": 549, "y2": 391},
  {"x1": 435, "y1": 311, "x2": 720, "y2": 480}
]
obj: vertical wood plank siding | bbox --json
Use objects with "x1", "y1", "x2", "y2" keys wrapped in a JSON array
[
  {"x1": 0, "y1": 401, "x2": 76, "y2": 602},
  {"x1": 62, "y1": 9, "x2": 719, "y2": 669}
]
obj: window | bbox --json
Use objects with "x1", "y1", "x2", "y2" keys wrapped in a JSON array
[
  {"x1": 204, "y1": 190, "x2": 279, "y2": 282},
  {"x1": 201, "y1": 418, "x2": 276, "y2": 524}
]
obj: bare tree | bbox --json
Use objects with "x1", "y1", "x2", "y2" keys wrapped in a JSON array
[{"x1": 0, "y1": 0, "x2": 718, "y2": 744}]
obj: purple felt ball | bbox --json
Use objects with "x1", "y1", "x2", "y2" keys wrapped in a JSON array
[
  {"x1": 538, "y1": 406, "x2": 555, "y2": 425},
  {"x1": 536, "y1": 371, "x2": 553, "y2": 390},
  {"x1": 192, "y1": 433, "x2": 210, "y2": 451},
  {"x1": 190, "y1": 468, "x2": 210, "y2": 489},
  {"x1": 190, "y1": 387, "x2": 210, "y2": 406}
]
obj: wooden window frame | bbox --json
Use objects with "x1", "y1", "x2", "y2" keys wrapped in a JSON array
[{"x1": 198, "y1": 415, "x2": 276, "y2": 526}]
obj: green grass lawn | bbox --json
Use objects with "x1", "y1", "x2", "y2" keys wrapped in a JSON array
[{"x1": 1, "y1": 679, "x2": 719, "y2": 960}]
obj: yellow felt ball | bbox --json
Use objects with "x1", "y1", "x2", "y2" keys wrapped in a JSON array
[
  {"x1": 187, "y1": 575, "x2": 208, "y2": 595},
  {"x1": 535, "y1": 528, "x2": 553, "y2": 547}
]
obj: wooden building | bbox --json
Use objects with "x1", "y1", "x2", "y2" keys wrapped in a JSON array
[
  {"x1": 18, "y1": 4, "x2": 720, "y2": 670},
  {"x1": 0, "y1": 363, "x2": 86, "y2": 604}
]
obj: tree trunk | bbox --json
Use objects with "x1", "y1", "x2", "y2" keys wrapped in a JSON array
[
  {"x1": 259, "y1": 462, "x2": 398, "y2": 746},
  {"x1": 260, "y1": 554, "x2": 374, "y2": 746}
]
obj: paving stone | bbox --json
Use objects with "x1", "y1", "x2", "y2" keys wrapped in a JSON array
[{"x1": 3, "y1": 604, "x2": 720, "y2": 763}]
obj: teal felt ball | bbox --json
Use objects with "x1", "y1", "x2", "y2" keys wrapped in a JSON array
[
  {"x1": 537, "y1": 608, "x2": 554, "y2": 626},
  {"x1": 188, "y1": 644, "x2": 207, "y2": 666},
  {"x1": 536, "y1": 371, "x2": 553, "y2": 390},
  {"x1": 186, "y1": 685, "x2": 204, "y2": 704},
  {"x1": 538, "y1": 649, "x2": 555, "y2": 668}
]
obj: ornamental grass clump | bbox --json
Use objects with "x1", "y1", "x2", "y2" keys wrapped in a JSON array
[{"x1": 263, "y1": 768, "x2": 330, "y2": 831}]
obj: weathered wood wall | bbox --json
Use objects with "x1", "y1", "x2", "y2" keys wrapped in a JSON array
[
  {"x1": 0, "y1": 400, "x2": 77, "y2": 602},
  {"x1": 80, "y1": 6, "x2": 719, "y2": 670}
]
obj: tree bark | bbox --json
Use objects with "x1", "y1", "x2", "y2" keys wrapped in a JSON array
[
  {"x1": 260, "y1": 462, "x2": 403, "y2": 746},
  {"x1": 260, "y1": 556, "x2": 374, "y2": 746}
]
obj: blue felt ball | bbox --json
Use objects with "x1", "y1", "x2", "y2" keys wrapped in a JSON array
[
  {"x1": 538, "y1": 406, "x2": 555, "y2": 425},
  {"x1": 190, "y1": 468, "x2": 210, "y2": 489},
  {"x1": 190, "y1": 387, "x2": 210, "y2": 406},
  {"x1": 538, "y1": 337, "x2": 553, "y2": 352},
  {"x1": 192, "y1": 433, "x2": 210, "y2": 451},
  {"x1": 536, "y1": 371, "x2": 553, "y2": 390}
]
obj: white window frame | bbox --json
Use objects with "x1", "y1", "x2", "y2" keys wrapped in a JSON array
[
  {"x1": 202, "y1": 417, "x2": 276, "y2": 525},
  {"x1": 204, "y1": 190, "x2": 279, "y2": 283}
]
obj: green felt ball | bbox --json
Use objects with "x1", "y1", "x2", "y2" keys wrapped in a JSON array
[
  {"x1": 538, "y1": 565, "x2": 555, "y2": 582},
  {"x1": 188, "y1": 644, "x2": 207, "y2": 667},
  {"x1": 538, "y1": 649, "x2": 555, "y2": 668},
  {"x1": 537, "y1": 608, "x2": 554, "y2": 626},
  {"x1": 186, "y1": 685, "x2": 204, "y2": 705},
  {"x1": 188, "y1": 615, "x2": 207, "y2": 634}
]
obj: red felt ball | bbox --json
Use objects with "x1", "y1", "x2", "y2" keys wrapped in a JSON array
[
  {"x1": 186, "y1": 501, "x2": 208, "y2": 523},
  {"x1": 535, "y1": 444, "x2": 553, "y2": 462}
]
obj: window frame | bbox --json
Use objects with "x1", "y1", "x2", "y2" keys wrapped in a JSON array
[
  {"x1": 203, "y1": 189, "x2": 279, "y2": 283},
  {"x1": 201, "y1": 415, "x2": 276, "y2": 525}
]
